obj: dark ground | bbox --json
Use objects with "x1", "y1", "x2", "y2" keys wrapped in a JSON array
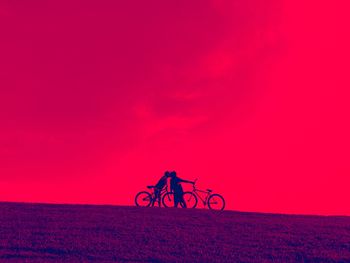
[{"x1": 0, "y1": 202, "x2": 349, "y2": 262}]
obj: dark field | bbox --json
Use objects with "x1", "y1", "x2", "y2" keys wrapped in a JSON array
[{"x1": 0, "y1": 203, "x2": 350, "y2": 262}]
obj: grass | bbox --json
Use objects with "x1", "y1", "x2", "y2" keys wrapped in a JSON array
[{"x1": 0, "y1": 202, "x2": 349, "y2": 262}]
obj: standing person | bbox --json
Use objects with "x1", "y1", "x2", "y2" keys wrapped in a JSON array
[
  {"x1": 153, "y1": 171, "x2": 170, "y2": 206},
  {"x1": 169, "y1": 171, "x2": 194, "y2": 208}
]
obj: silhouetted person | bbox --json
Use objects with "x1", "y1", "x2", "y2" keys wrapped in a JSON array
[
  {"x1": 153, "y1": 171, "x2": 170, "y2": 206},
  {"x1": 169, "y1": 171, "x2": 194, "y2": 208}
]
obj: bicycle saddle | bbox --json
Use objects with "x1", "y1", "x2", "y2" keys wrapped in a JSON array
[
  {"x1": 207, "y1": 189, "x2": 213, "y2": 192},
  {"x1": 147, "y1": 185, "x2": 155, "y2": 189}
]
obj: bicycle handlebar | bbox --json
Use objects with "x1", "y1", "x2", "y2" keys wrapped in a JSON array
[{"x1": 192, "y1": 179, "x2": 198, "y2": 190}]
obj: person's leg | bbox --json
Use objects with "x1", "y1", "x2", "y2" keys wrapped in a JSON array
[
  {"x1": 179, "y1": 192, "x2": 186, "y2": 208},
  {"x1": 154, "y1": 189, "x2": 161, "y2": 207},
  {"x1": 181, "y1": 196, "x2": 187, "y2": 208},
  {"x1": 174, "y1": 191, "x2": 179, "y2": 207},
  {"x1": 178, "y1": 188, "x2": 186, "y2": 208}
]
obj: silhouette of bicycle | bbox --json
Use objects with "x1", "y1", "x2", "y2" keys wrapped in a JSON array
[
  {"x1": 135, "y1": 185, "x2": 170, "y2": 207},
  {"x1": 162, "y1": 179, "x2": 225, "y2": 210}
]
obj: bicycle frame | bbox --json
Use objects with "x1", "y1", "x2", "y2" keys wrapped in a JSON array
[
  {"x1": 192, "y1": 187, "x2": 211, "y2": 206},
  {"x1": 150, "y1": 186, "x2": 169, "y2": 205}
]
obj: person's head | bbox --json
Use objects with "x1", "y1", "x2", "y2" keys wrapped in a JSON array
[
  {"x1": 170, "y1": 171, "x2": 177, "y2": 178},
  {"x1": 164, "y1": 171, "x2": 170, "y2": 177}
]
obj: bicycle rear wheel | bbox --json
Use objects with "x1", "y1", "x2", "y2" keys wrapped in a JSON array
[
  {"x1": 182, "y1": 192, "x2": 197, "y2": 208},
  {"x1": 208, "y1": 194, "x2": 225, "y2": 211},
  {"x1": 135, "y1": 191, "x2": 153, "y2": 207},
  {"x1": 162, "y1": 192, "x2": 174, "y2": 207}
]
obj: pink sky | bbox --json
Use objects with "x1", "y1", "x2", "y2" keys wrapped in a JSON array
[{"x1": 0, "y1": 0, "x2": 349, "y2": 215}]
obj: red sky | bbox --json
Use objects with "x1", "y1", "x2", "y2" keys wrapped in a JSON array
[{"x1": 0, "y1": 0, "x2": 349, "y2": 215}]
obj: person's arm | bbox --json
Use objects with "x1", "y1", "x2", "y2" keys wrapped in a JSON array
[
  {"x1": 170, "y1": 180, "x2": 174, "y2": 192},
  {"x1": 178, "y1": 178, "x2": 194, "y2": 184}
]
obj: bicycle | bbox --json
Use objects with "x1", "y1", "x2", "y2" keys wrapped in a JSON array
[
  {"x1": 162, "y1": 179, "x2": 225, "y2": 210},
  {"x1": 135, "y1": 185, "x2": 170, "y2": 207}
]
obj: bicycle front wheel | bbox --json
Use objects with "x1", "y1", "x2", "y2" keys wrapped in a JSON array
[
  {"x1": 208, "y1": 194, "x2": 225, "y2": 211},
  {"x1": 182, "y1": 192, "x2": 197, "y2": 208},
  {"x1": 135, "y1": 191, "x2": 153, "y2": 207},
  {"x1": 162, "y1": 192, "x2": 174, "y2": 207}
]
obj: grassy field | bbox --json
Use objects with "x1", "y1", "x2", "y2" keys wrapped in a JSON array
[{"x1": 0, "y1": 202, "x2": 349, "y2": 262}]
